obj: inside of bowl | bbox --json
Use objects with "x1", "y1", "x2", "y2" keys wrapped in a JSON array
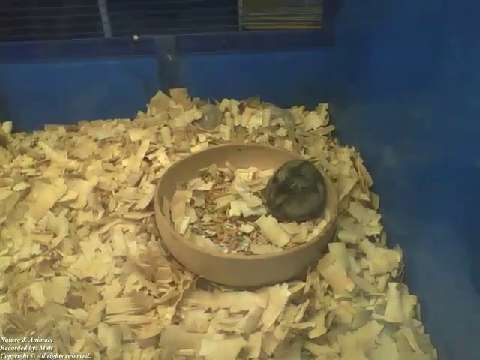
[
  {"x1": 156, "y1": 144, "x2": 309, "y2": 237},
  {"x1": 162, "y1": 196, "x2": 172, "y2": 221}
]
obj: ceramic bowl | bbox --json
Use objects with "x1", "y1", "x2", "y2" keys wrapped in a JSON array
[{"x1": 154, "y1": 143, "x2": 337, "y2": 287}]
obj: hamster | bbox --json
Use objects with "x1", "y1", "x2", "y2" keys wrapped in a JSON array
[
  {"x1": 195, "y1": 103, "x2": 222, "y2": 130},
  {"x1": 264, "y1": 160, "x2": 326, "y2": 222}
]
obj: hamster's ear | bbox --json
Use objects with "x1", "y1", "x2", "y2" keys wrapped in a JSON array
[{"x1": 275, "y1": 169, "x2": 287, "y2": 183}]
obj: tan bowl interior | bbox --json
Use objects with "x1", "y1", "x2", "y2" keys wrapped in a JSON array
[{"x1": 154, "y1": 143, "x2": 338, "y2": 287}]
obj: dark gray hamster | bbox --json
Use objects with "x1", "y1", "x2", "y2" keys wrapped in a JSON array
[
  {"x1": 195, "y1": 104, "x2": 222, "y2": 130},
  {"x1": 263, "y1": 160, "x2": 326, "y2": 222}
]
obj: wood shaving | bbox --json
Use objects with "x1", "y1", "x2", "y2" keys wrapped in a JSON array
[
  {"x1": 199, "y1": 335, "x2": 247, "y2": 360},
  {"x1": 0, "y1": 89, "x2": 437, "y2": 359}
]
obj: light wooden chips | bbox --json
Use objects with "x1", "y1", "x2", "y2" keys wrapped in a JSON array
[{"x1": 0, "y1": 90, "x2": 437, "y2": 359}]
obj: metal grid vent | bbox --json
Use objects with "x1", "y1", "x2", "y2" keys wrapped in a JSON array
[
  {"x1": 108, "y1": 0, "x2": 238, "y2": 36},
  {"x1": 0, "y1": 0, "x2": 103, "y2": 41},
  {"x1": 0, "y1": 0, "x2": 324, "y2": 42},
  {"x1": 241, "y1": 0, "x2": 323, "y2": 30}
]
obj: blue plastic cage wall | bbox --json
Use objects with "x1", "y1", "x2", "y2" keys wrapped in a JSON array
[{"x1": 0, "y1": 1, "x2": 479, "y2": 359}]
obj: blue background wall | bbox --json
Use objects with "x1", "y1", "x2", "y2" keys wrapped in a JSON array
[
  {"x1": 328, "y1": 2, "x2": 480, "y2": 359},
  {"x1": 1, "y1": 0, "x2": 479, "y2": 358}
]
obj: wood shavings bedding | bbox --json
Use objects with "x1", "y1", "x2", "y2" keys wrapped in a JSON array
[{"x1": 0, "y1": 90, "x2": 437, "y2": 359}]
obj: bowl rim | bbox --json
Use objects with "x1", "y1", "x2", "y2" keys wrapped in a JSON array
[{"x1": 154, "y1": 143, "x2": 338, "y2": 261}]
